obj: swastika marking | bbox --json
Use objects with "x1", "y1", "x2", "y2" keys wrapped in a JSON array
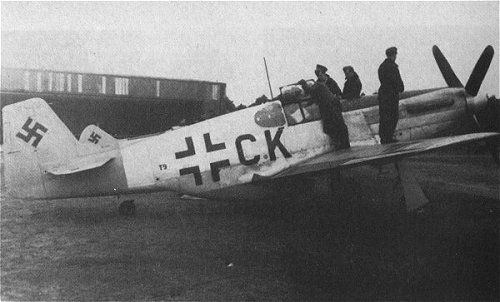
[
  {"x1": 16, "y1": 117, "x2": 48, "y2": 148},
  {"x1": 88, "y1": 131, "x2": 102, "y2": 144}
]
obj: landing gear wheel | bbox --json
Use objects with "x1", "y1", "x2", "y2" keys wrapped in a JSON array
[{"x1": 119, "y1": 200, "x2": 136, "y2": 216}]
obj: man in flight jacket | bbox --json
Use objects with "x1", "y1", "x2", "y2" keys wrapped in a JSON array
[{"x1": 377, "y1": 47, "x2": 404, "y2": 144}]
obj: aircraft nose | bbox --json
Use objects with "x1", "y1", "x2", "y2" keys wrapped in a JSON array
[
  {"x1": 466, "y1": 94, "x2": 489, "y2": 115},
  {"x1": 467, "y1": 94, "x2": 499, "y2": 133}
]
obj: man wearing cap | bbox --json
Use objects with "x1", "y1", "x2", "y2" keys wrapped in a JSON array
[
  {"x1": 342, "y1": 66, "x2": 362, "y2": 99},
  {"x1": 298, "y1": 64, "x2": 350, "y2": 150},
  {"x1": 315, "y1": 64, "x2": 342, "y2": 97},
  {"x1": 377, "y1": 46, "x2": 404, "y2": 144}
]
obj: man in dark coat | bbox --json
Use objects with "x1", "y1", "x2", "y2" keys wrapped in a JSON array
[
  {"x1": 299, "y1": 64, "x2": 350, "y2": 150},
  {"x1": 377, "y1": 47, "x2": 404, "y2": 144},
  {"x1": 315, "y1": 64, "x2": 342, "y2": 97},
  {"x1": 342, "y1": 66, "x2": 362, "y2": 99}
]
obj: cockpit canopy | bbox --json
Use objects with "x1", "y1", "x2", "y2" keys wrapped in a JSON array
[
  {"x1": 278, "y1": 80, "x2": 321, "y2": 126},
  {"x1": 279, "y1": 80, "x2": 315, "y2": 103}
]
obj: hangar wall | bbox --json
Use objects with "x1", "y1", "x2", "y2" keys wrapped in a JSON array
[{"x1": 0, "y1": 67, "x2": 227, "y2": 143}]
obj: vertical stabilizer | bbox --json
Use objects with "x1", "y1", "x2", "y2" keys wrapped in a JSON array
[
  {"x1": 78, "y1": 124, "x2": 119, "y2": 156},
  {"x1": 2, "y1": 98, "x2": 78, "y2": 198}
]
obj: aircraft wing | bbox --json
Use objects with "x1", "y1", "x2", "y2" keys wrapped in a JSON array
[{"x1": 264, "y1": 132, "x2": 499, "y2": 180}]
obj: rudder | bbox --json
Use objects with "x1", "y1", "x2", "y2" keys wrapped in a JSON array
[
  {"x1": 78, "y1": 124, "x2": 119, "y2": 155},
  {"x1": 2, "y1": 98, "x2": 78, "y2": 198}
]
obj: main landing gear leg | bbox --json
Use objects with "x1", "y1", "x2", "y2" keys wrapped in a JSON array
[
  {"x1": 119, "y1": 199, "x2": 136, "y2": 216},
  {"x1": 395, "y1": 161, "x2": 429, "y2": 212}
]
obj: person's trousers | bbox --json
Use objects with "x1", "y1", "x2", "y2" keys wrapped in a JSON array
[
  {"x1": 323, "y1": 101, "x2": 350, "y2": 150},
  {"x1": 378, "y1": 95, "x2": 399, "y2": 144}
]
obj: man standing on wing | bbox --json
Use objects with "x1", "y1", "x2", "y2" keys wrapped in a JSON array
[
  {"x1": 342, "y1": 65, "x2": 362, "y2": 99},
  {"x1": 377, "y1": 47, "x2": 404, "y2": 144}
]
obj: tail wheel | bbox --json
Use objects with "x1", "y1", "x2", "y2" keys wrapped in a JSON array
[{"x1": 119, "y1": 200, "x2": 136, "y2": 216}]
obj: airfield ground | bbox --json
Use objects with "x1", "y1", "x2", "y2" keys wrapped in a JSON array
[{"x1": 1, "y1": 147, "x2": 498, "y2": 300}]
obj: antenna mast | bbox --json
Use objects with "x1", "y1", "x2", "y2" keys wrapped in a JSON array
[{"x1": 263, "y1": 57, "x2": 274, "y2": 99}]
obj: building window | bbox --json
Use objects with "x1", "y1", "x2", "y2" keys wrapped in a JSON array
[
  {"x1": 36, "y1": 72, "x2": 42, "y2": 91},
  {"x1": 55, "y1": 73, "x2": 65, "y2": 91},
  {"x1": 48, "y1": 72, "x2": 53, "y2": 91},
  {"x1": 77, "y1": 74, "x2": 83, "y2": 93},
  {"x1": 156, "y1": 80, "x2": 160, "y2": 97},
  {"x1": 115, "y1": 77, "x2": 129, "y2": 95},
  {"x1": 101, "y1": 76, "x2": 107, "y2": 94},
  {"x1": 67, "y1": 74, "x2": 72, "y2": 92},
  {"x1": 24, "y1": 71, "x2": 30, "y2": 91}
]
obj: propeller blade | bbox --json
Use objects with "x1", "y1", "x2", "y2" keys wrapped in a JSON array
[
  {"x1": 432, "y1": 45, "x2": 463, "y2": 88},
  {"x1": 465, "y1": 45, "x2": 494, "y2": 97}
]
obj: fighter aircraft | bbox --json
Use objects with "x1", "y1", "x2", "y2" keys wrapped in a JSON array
[{"x1": 2, "y1": 45, "x2": 498, "y2": 215}]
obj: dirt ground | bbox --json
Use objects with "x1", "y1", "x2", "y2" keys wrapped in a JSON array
[{"x1": 1, "y1": 149, "x2": 498, "y2": 301}]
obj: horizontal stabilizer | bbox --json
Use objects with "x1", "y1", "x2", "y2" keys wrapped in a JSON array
[{"x1": 42, "y1": 151, "x2": 117, "y2": 175}]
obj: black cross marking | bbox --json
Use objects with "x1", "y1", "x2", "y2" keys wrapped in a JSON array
[
  {"x1": 204, "y1": 133, "x2": 226, "y2": 152},
  {"x1": 88, "y1": 131, "x2": 101, "y2": 144},
  {"x1": 179, "y1": 166, "x2": 202, "y2": 185},
  {"x1": 16, "y1": 117, "x2": 48, "y2": 148},
  {"x1": 210, "y1": 159, "x2": 230, "y2": 182},
  {"x1": 175, "y1": 137, "x2": 195, "y2": 159}
]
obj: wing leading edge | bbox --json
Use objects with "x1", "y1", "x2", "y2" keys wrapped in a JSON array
[{"x1": 264, "y1": 132, "x2": 499, "y2": 180}]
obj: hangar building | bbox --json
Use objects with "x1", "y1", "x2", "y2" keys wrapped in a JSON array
[{"x1": 1, "y1": 67, "x2": 227, "y2": 143}]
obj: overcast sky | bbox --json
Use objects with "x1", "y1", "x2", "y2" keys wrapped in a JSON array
[{"x1": 1, "y1": 1, "x2": 498, "y2": 105}]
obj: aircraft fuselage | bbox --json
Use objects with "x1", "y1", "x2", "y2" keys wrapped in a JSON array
[{"x1": 2, "y1": 87, "x2": 473, "y2": 200}]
